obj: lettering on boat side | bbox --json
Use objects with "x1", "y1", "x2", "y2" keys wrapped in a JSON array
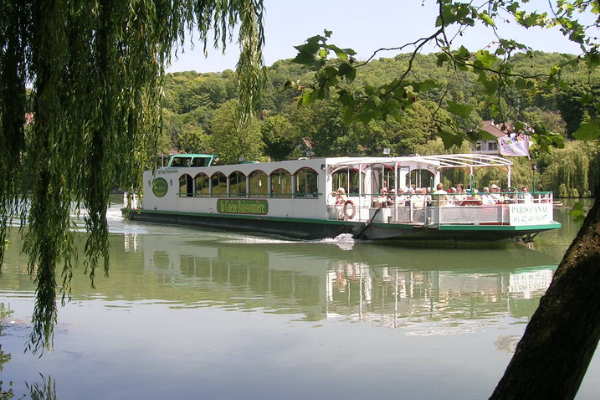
[
  {"x1": 509, "y1": 204, "x2": 552, "y2": 225},
  {"x1": 157, "y1": 168, "x2": 179, "y2": 174},
  {"x1": 152, "y1": 178, "x2": 168, "y2": 198},
  {"x1": 217, "y1": 199, "x2": 268, "y2": 215}
]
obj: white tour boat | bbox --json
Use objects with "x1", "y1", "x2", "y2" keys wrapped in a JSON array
[{"x1": 124, "y1": 153, "x2": 561, "y2": 242}]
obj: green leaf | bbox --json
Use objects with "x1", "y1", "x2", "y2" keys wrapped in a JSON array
[
  {"x1": 292, "y1": 35, "x2": 325, "y2": 67},
  {"x1": 573, "y1": 121, "x2": 600, "y2": 140},
  {"x1": 507, "y1": 3, "x2": 519, "y2": 14},
  {"x1": 291, "y1": 49, "x2": 317, "y2": 66},
  {"x1": 355, "y1": 109, "x2": 379, "y2": 125},
  {"x1": 338, "y1": 62, "x2": 356, "y2": 82},
  {"x1": 299, "y1": 90, "x2": 318, "y2": 106},
  {"x1": 569, "y1": 202, "x2": 586, "y2": 225},
  {"x1": 467, "y1": 129, "x2": 498, "y2": 143},
  {"x1": 436, "y1": 52, "x2": 450, "y2": 67},
  {"x1": 490, "y1": 103, "x2": 500, "y2": 118},
  {"x1": 337, "y1": 89, "x2": 356, "y2": 109},
  {"x1": 414, "y1": 79, "x2": 439, "y2": 92},
  {"x1": 580, "y1": 92, "x2": 593, "y2": 105},
  {"x1": 369, "y1": 95, "x2": 382, "y2": 107},
  {"x1": 475, "y1": 50, "x2": 498, "y2": 69},
  {"x1": 438, "y1": 130, "x2": 465, "y2": 149},
  {"x1": 479, "y1": 11, "x2": 495, "y2": 26},
  {"x1": 446, "y1": 101, "x2": 473, "y2": 119},
  {"x1": 515, "y1": 78, "x2": 526, "y2": 90}
]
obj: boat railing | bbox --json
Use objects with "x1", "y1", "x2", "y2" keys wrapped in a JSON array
[{"x1": 328, "y1": 191, "x2": 555, "y2": 227}]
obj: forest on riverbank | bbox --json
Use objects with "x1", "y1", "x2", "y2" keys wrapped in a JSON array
[{"x1": 158, "y1": 51, "x2": 599, "y2": 197}]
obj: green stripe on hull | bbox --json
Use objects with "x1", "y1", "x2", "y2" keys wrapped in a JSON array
[{"x1": 137, "y1": 209, "x2": 361, "y2": 226}]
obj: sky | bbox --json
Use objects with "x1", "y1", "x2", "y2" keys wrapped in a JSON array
[{"x1": 166, "y1": 0, "x2": 588, "y2": 73}]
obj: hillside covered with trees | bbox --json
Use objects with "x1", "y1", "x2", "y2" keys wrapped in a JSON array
[{"x1": 160, "y1": 51, "x2": 599, "y2": 197}]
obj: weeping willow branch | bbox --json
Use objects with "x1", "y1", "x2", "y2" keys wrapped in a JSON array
[{"x1": 0, "y1": 0, "x2": 265, "y2": 353}]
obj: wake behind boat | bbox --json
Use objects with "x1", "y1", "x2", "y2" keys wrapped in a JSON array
[{"x1": 124, "y1": 153, "x2": 561, "y2": 242}]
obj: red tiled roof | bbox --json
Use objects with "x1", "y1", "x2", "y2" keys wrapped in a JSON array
[{"x1": 481, "y1": 120, "x2": 513, "y2": 138}]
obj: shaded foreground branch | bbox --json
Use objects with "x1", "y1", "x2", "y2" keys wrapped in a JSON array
[{"x1": 490, "y1": 196, "x2": 600, "y2": 400}]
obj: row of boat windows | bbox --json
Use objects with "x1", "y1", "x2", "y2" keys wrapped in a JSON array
[
  {"x1": 177, "y1": 168, "x2": 319, "y2": 197},
  {"x1": 170, "y1": 166, "x2": 438, "y2": 198}
]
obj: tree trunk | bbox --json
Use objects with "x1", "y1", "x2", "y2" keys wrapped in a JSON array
[{"x1": 490, "y1": 196, "x2": 600, "y2": 400}]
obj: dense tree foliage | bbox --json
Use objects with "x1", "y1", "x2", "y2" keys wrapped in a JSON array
[{"x1": 159, "y1": 52, "x2": 600, "y2": 196}]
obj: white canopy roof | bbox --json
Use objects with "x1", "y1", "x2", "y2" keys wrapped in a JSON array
[{"x1": 326, "y1": 154, "x2": 513, "y2": 170}]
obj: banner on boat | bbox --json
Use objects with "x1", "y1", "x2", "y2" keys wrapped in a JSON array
[
  {"x1": 509, "y1": 204, "x2": 552, "y2": 225},
  {"x1": 217, "y1": 199, "x2": 269, "y2": 215},
  {"x1": 498, "y1": 133, "x2": 529, "y2": 157}
]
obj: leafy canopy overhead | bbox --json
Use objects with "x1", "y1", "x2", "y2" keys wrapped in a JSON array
[{"x1": 290, "y1": 0, "x2": 600, "y2": 149}]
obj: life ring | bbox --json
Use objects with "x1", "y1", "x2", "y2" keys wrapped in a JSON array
[{"x1": 343, "y1": 200, "x2": 356, "y2": 220}]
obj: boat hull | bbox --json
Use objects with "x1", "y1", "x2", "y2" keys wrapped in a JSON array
[{"x1": 125, "y1": 209, "x2": 560, "y2": 242}]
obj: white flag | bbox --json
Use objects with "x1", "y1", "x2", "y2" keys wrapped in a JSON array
[{"x1": 498, "y1": 133, "x2": 529, "y2": 157}]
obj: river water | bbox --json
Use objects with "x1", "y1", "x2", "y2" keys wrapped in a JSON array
[{"x1": 0, "y1": 199, "x2": 597, "y2": 400}]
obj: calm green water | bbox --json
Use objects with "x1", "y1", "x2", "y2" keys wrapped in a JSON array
[{"x1": 0, "y1": 199, "x2": 597, "y2": 400}]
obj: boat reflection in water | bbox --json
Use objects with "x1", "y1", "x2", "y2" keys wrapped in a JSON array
[{"x1": 129, "y1": 230, "x2": 557, "y2": 336}]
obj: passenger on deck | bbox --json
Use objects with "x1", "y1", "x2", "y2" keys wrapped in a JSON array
[
  {"x1": 490, "y1": 184, "x2": 503, "y2": 203},
  {"x1": 433, "y1": 183, "x2": 449, "y2": 206},
  {"x1": 376, "y1": 188, "x2": 389, "y2": 208},
  {"x1": 481, "y1": 187, "x2": 496, "y2": 205},
  {"x1": 387, "y1": 189, "x2": 396, "y2": 206},
  {"x1": 448, "y1": 187, "x2": 457, "y2": 206},
  {"x1": 412, "y1": 188, "x2": 426, "y2": 207},
  {"x1": 454, "y1": 185, "x2": 467, "y2": 202},
  {"x1": 396, "y1": 188, "x2": 409, "y2": 206},
  {"x1": 335, "y1": 187, "x2": 347, "y2": 205},
  {"x1": 520, "y1": 186, "x2": 534, "y2": 203}
]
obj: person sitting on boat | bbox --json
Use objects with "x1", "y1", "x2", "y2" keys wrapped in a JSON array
[
  {"x1": 425, "y1": 187, "x2": 433, "y2": 206},
  {"x1": 490, "y1": 184, "x2": 503, "y2": 203},
  {"x1": 395, "y1": 188, "x2": 409, "y2": 206},
  {"x1": 433, "y1": 183, "x2": 449, "y2": 207},
  {"x1": 411, "y1": 188, "x2": 425, "y2": 207},
  {"x1": 387, "y1": 189, "x2": 396, "y2": 206},
  {"x1": 376, "y1": 188, "x2": 389, "y2": 208},
  {"x1": 447, "y1": 187, "x2": 458, "y2": 206},
  {"x1": 519, "y1": 186, "x2": 534, "y2": 204},
  {"x1": 334, "y1": 187, "x2": 348, "y2": 205},
  {"x1": 454, "y1": 184, "x2": 467, "y2": 202},
  {"x1": 481, "y1": 187, "x2": 496, "y2": 205}
]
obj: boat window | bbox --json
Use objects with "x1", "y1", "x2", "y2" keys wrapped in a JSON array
[
  {"x1": 248, "y1": 170, "x2": 268, "y2": 198},
  {"x1": 370, "y1": 164, "x2": 395, "y2": 194},
  {"x1": 410, "y1": 169, "x2": 435, "y2": 190},
  {"x1": 155, "y1": 156, "x2": 169, "y2": 168},
  {"x1": 194, "y1": 173, "x2": 210, "y2": 197},
  {"x1": 178, "y1": 174, "x2": 193, "y2": 197},
  {"x1": 171, "y1": 157, "x2": 192, "y2": 167},
  {"x1": 294, "y1": 167, "x2": 318, "y2": 198},
  {"x1": 331, "y1": 167, "x2": 362, "y2": 195},
  {"x1": 229, "y1": 171, "x2": 247, "y2": 197},
  {"x1": 270, "y1": 169, "x2": 292, "y2": 198},
  {"x1": 191, "y1": 157, "x2": 212, "y2": 167},
  {"x1": 210, "y1": 172, "x2": 227, "y2": 197}
]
